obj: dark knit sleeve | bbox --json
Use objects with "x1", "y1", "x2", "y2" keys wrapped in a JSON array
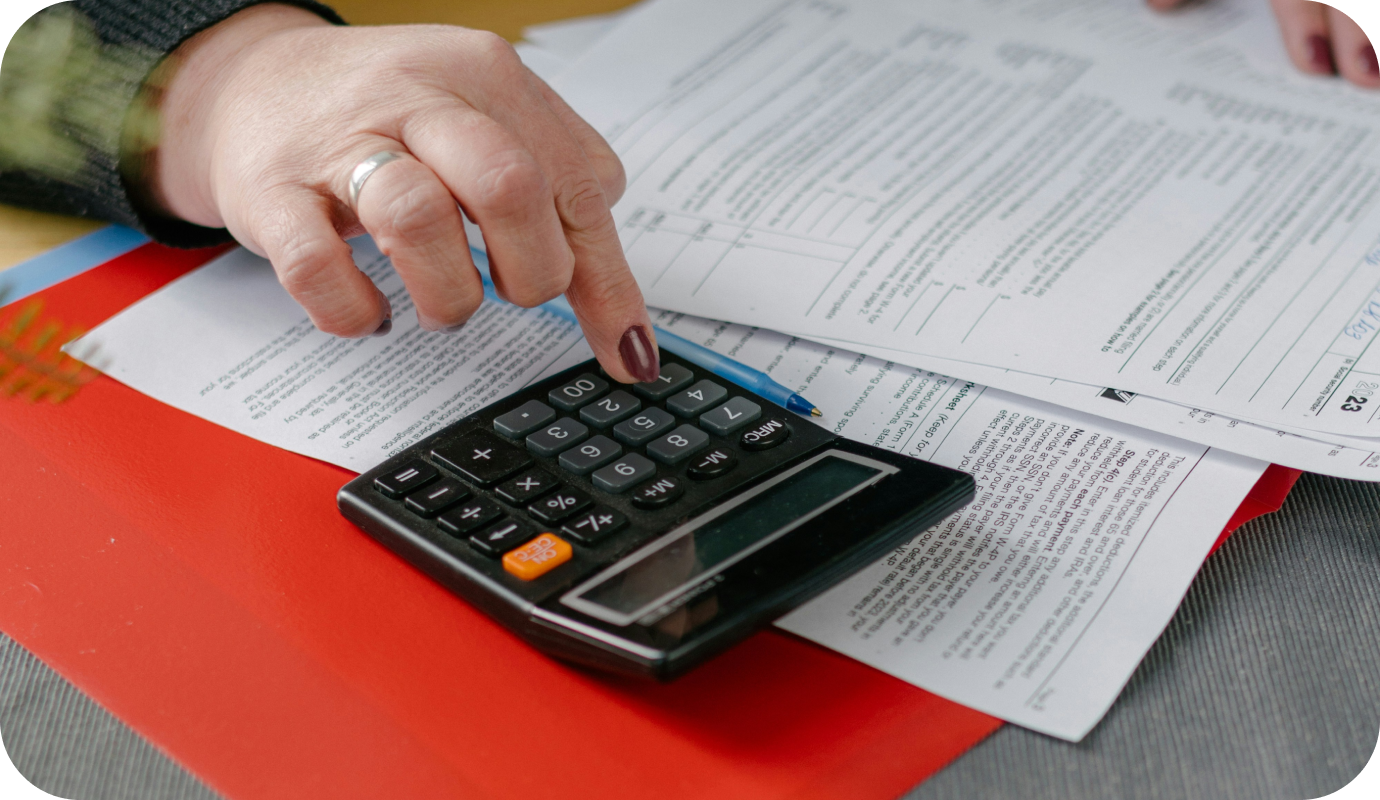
[{"x1": 0, "y1": 0, "x2": 344, "y2": 248}]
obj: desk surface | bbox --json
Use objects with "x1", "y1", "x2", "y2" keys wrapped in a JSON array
[{"x1": 1, "y1": 2, "x2": 1376, "y2": 799}]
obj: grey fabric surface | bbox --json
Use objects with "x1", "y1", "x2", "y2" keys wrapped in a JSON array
[
  {"x1": 0, "y1": 474, "x2": 1375, "y2": 800},
  {"x1": 908, "y1": 473, "x2": 1380, "y2": 800}
]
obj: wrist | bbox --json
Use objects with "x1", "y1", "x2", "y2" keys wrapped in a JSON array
[{"x1": 142, "y1": 4, "x2": 330, "y2": 228}]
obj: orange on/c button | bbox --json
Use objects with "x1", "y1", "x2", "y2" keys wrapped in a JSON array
[{"x1": 503, "y1": 533, "x2": 572, "y2": 581}]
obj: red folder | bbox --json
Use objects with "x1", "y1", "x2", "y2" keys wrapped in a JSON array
[{"x1": 0, "y1": 243, "x2": 1298, "y2": 800}]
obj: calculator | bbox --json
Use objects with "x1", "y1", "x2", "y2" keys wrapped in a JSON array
[{"x1": 338, "y1": 351, "x2": 974, "y2": 680}]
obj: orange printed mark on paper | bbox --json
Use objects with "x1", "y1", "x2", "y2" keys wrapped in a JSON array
[
  {"x1": 0, "y1": 293, "x2": 102, "y2": 404},
  {"x1": 502, "y1": 533, "x2": 572, "y2": 581}
]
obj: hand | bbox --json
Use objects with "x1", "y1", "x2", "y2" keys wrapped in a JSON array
[
  {"x1": 147, "y1": 4, "x2": 659, "y2": 383},
  {"x1": 1148, "y1": 0, "x2": 1379, "y2": 89}
]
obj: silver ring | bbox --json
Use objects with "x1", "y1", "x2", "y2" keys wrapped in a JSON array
[{"x1": 348, "y1": 151, "x2": 405, "y2": 209}]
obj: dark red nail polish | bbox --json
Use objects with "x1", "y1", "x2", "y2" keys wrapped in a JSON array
[
  {"x1": 1364, "y1": 45, "x2": 1379, "y2": 77},
  {"x1": 1309, "y1": 34, "x2": 1337, "y2": 74},
  {"x1": 619, "y1": 325, "x2": 660, "y2": 383}
]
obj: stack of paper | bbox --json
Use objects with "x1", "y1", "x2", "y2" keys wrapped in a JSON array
[{"x1": 69, "y1": 0, "x2": 1377, "y2": 741}]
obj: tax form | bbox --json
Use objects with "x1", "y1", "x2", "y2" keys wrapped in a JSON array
[
  {"x1": 552, "y1": 0, "x2": 1380, "y2": 437},
  {"x1": 512, "y1": 0, "x2": 1380, "y2": 479},
  {"x1": 69, "y1": 239, "x2": 1264, "y2": 740}
]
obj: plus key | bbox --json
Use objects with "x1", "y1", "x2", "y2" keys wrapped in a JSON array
[{"x1": 432, "y1": 430, "x2": 533, "y2": 486}]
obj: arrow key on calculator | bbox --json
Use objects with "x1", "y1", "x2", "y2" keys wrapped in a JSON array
[{"x1": 470, "y1": 518, "x2": 538, "y2": 558}]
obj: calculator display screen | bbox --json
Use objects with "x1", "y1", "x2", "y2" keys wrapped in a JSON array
[{"x1": 564, "y1": 453, "x2": 890, "y2": 625}]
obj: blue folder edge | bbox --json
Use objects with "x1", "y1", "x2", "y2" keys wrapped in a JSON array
[{"x1": 1, "y1": 225, "x2": 150, "y2": 306}]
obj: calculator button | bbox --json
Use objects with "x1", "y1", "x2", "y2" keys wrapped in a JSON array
[
  {"x1": 549, "y1": 373, "x2": 609, "y2": 411},
  {"x1": 436, "y1": 497, "x2": 504, "y2": 535},
  {"x1": 740, "y1": 418, "x2": 792, "y2": 451},
  {"x1": 561, "y1": 506, "x2": 629, "y2": 544},
  {"x1": 646, "y1": 424, "x2": 710, "y2": 465},
  {"x1": 592, "y1": 453, "x2": 657, "y2": 493},
  {"x1": 528, "y1": 488, "x2": 592, "y2": 523},
  {"x1": 612, "y1": 407, "x2": 676, "y2": 446},
  {"x1": 503, "y1": 533, "x2": 573, "y2": 580},
  {"x1": 699, "y1": 397, "x2": 762, "y2": 435},
  {"x1": 631, "y1": 476, "x2": 685, "y2": 509},
  {"x1": 495, "y1": 469, "x2": 559, "y2": 504},
  {"x1": 433, "y1": 431, "x2": 533, "y2": 486},
  {"x1": 687, "y1": 447, "x2": 738, "y2": 481},
  {"x1": 471, "y1": 518, "x2": 540, "y2": 558},
  {"x1": 403, "y1": 479, "x2": 470, "y2": 517},
  {"x1": 667, "y1": 380, "x2": 728, "y2": 417},
  {"x1": 557, "y1": 435, "x2": 623, "y2": 475},
  {"x1": 526, "y1": 417, "x2": 589, "y2": 457},
  {"x1": 492, "y1": 400, "x2": 556, "y2": 439},
  {"x1": 579, "y1": 390, "x2": 642, "y2": 429},
  {"x1": 632, "y1": 362, "x2": 694, "y2": 400},
  {"x1": 373, "y1": 461, "x2": 438, "y2": 498}
]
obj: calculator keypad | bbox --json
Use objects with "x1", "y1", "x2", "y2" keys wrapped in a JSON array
[
  {"x1": 740, "y1": 418, "x2": 792, "y2": 451},
  {"x1": 433, "y1": 431, "x2": 532, "y2": 485},
  {"x1": 359, "y1": 354, "x2": 821, "y2": 594},
  {"x1": 631, "y1": 476, "x2": 684, "y2": 509},
  {"x1": 495, "y1": 469, "x2": 558, "y2": 504},
  {"x1": 646, "y1": 424, "x2": 710, "y2": 465},
  {"x1": 561, "y1": 507, "x2": 627, "y2": 544},
  {"x1": 549, "y1": 373, "x2": 608, "y2": 411},
  {"x1": 404, "y1": 479, "x2": 469, "y2": 517},
  {"x1": 558, "y1": 435, "x2": 623, "y2": 475},
  {"x1": 471, "y1": 518, "x2": 538, "y2": 557},
  {"x1": 437, "y1": 497, "x2": 504, "y2": 535},
  {"x1": 592, "y1": 453, "x2": 657, "y2": 493},
  {"x1": 579, "y1": 390, "x2": 642, "y2": 429},
  {"x1": 612, "y1": 407, "x2": 675, "y2": 446},
  {"x1": 374, "y1": 461, "x2": 438, "y2": 498},
  {"x1": 526, "y1": 418, "x2": 590, "y2": 457},
  {"x1": 687, "y1": 447, "x2": 738, "y2": 480},
  {"x1": 529, "y1": 488, "x2": 592, "y2": 523},
  {"x1": 667, "y1": 380, "x2": 728, "y2": 417},
  {"x1": 631, "y1": 363, "x2": 694, "y2": 400},
  {"x1": 699, "y1": 397, "x2": 762, "y2": 435}
]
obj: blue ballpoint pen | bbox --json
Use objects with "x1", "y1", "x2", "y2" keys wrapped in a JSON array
[{"x1": 470, "y1": 247, "x2": 822, "y2": 418}]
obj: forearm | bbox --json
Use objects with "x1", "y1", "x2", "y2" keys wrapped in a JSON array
[{"x1": 0, "y1": 0, "x2": 342, "y2": 248}]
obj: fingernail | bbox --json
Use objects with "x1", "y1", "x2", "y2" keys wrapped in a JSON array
[
  {"x1": 372, "y1": 318, "x2": 392, "y2": 337},
  {"x1": 440, "y1": 323, "x2": 466, "y2": 334},
  {"x1": 1310, "y1": 34, "x2": 1337, "y2": 74},
  {"x1": 619, "y1": 325, "x2": 660, "y2": 383},
  {"x1": 1364, "y1": 45, "x2": 1379, "y2": 77}
]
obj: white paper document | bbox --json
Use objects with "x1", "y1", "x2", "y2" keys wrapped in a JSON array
[
  {"x1": 657, "y1": 313, "x2": 1264, "y2": 741},
  {"x1": 72, "y1": 241, "x2": 1265, "y2": 739},
  {"x1": 518, "y1": 0, "x2": 1380, "y2": 480},
  {"x1": 72, "y1": 239, "x2": 594, "y2": 473},
  {"x1": 553, "y1": 0, "x2": 1380, "y2": 437}
]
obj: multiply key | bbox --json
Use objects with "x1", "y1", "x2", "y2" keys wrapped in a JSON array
[
  {"x1": 432, "y1": 430, "x2": 532, "y2": 486},
  {"x1": 495, "y1": 469, "x2": 558, "y2": 504}
]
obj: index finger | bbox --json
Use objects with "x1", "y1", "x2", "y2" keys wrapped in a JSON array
[{"x1": 453, "y1": 36, "x2": 658, "y2": 383}]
